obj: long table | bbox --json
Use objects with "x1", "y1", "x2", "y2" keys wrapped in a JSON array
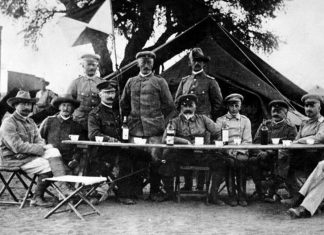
[{"x1": 62, "y1": 140, "x2": 324, "y2": 150}]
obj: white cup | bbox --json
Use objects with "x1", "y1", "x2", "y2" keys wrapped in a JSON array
[
  {"x1": 282, "y1": 140, "x2": 292, "y2": 146},
  {"x1": 306, "y1": 139, "x2": 315, "y2": 145},
  {"x1": 271, "y1": 138, "x2": 280, "y2": 145},
  {"x1": 215, "y1": 141, "x2": 224, "y2": 147},
  {"x1": 133, "y1": 137, "x2": 147, "y2": 144},
  {"x1": 95, "y1": 136, "x2": 104, "y2": 142},
  {"x1": 194, "y1": 137, "x2": 204, "y2": 145},
  {"x1": 69, "y1": 135, "x2": 79, "y2": 141},
  {"x1": 233, "y1": 137, "x2": 242, "y2": 145}
]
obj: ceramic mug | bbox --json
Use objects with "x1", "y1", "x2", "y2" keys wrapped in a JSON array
[{"x1": 69, "y1": 135, "x2": 79, "y2": 141}]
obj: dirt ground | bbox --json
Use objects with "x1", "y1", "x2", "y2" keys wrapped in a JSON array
[{"x1": 1, "y1": 179, "x2": 324, "y2": 235}]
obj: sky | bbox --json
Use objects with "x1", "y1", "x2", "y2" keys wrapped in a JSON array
[{"x1": 0, "y1": 0, "x2": 324, "y2": 95}]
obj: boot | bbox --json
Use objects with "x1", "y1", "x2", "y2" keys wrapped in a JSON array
[
  {"x1": 226, "y1": 167, "x2": 237, "y2": 206},
  {"x1": 47, "y1": 157, "x2": 75, "y2": 197},
  {"x1": 237, "y1": 167, "x2": 247, "y2": 207},
  {"x1": 162, "y1": 176, "x2": 174, "y2": 201},
  {"x1": 30, "y1": 172, "x2": 54, "y2": 207},
  {"x1": 210, "y1": 172, "x2": 225, "y2": 206}
]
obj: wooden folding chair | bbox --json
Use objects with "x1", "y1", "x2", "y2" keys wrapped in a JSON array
[
  {"x1": 44, "y1": 175, "x2": 106, "y2": 220},
  {"x1": 0, "y1": 166, "x2": 54, "y2": 208}
]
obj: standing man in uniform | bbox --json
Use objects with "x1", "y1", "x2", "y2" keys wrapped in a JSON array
[
  {"x1": 120, "y1": 51, "x2": 175, "y2": 201},
  {"x1": 250, "y1": 100, "x2": 297, "y2": 201},
  {"x1": 175, "y1": 47, "x2": 223, "y2": 193},
  {"x1": 67, "y1": 53, "x2": 103, "y2": 134},
  {"x1": 34, "y1": 78, "x2": 57, "y2": 114}
]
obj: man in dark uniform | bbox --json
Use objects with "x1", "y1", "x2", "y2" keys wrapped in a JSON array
[
  {"x1": 160, "y1": 94, "x2": 225, "y2": 204},
  {"x1": 175, "y1": 47, "x2": 223, "y2": 191},
  {"x1": 120, "y1": 51, "x2": 175, "y2": 201},
  {"x1": 88, "y1": 79, "x2": 136, "y2": 205},
  {"x1": 250, "y1": 100, "x2": 297, "y2": 201},
  {"x1": 67, "y1": 53, "x2": 103, "y2": 133},
  {"x1": 40, "y1": 95, "x2": 83, "y2": 171}
]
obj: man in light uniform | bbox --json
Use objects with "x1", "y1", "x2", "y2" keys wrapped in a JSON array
[
  {"x1": 67, "y1": 53, "x2": 103, "y2": 132},
  {"x1": 120, "y1": 51, "x2": 174, "y2": 201}
]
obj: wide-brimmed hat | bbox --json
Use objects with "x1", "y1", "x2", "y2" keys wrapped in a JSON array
[
  {"x1": 51, "y1": 95, "x2": 80, "y2": 109},
  {"x1": 7, "y1": 90, "x2": 38, "y2": 108},
  {"x1": 189, "y1": 48, "x2": 210, "y2": 62}
]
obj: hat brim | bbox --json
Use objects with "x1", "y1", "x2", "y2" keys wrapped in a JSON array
[
  {"x1": 7, "y1": 97, "x2": 38, "y2": 108},
  {"x1": 52, "y1": 98, "x2": 80, "y2": 109}
]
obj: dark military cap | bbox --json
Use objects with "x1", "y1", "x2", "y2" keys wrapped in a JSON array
[
  {"x1": 176, "y1": 94, "x2": 198, "y2": 109},
  {"x1": 224, "y1": 93, "x2": 244, "y2": 103},
  {"x1": 268, "y1": 100, "x2": 289, "y2": 110},
  {"x1": 96, "y1": 79, "x2": 118, "y2": 91},
  {"x1": 135, "y1": 51, "x2": 156, "y2": 60},
  {"x1": 301, "y1": 94, "x2": 323, "y2": 104},
  {"x1": 81, "y1": 53, "x2": 100, "y2": 62},
  {"x1": 189, "y1": 48, "x2": 210, "y2": 62}
]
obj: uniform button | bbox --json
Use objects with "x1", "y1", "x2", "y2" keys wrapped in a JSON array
[
  {"x1": 194, "y1": 79, "x2": 196, "y2": 81},
  {"x1": 190, "y1": 91, "x2": 194, "y2": 94}
]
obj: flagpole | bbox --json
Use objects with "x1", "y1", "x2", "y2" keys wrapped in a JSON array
[{"x1": 107, "y1": 0, "x2": 123, "y2": 120}]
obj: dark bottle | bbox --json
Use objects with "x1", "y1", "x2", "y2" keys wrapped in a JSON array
[
  {"x1": 260, "y1": 119, "x2": 269, "y2": 145},
  {"x1": 121, "y1": 116, "x2": 129, "y2": 142},
  {"x1": 166, "y1": 120, "x2": 175, "y2": 145},
  {"x1": 222, "y1": 121, "x2": 229, "y2": 145}
]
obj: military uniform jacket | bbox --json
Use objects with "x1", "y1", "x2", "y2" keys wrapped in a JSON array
[
  {"x1": 175, "y1": 71, "x2": 223, "y2": 120},
  {"x1": 254, "y1": 119, "x2": 297, "y2": 144},
  {"x1": 296, "y1": 116, "x2": 324, "y2": 144},
  {"x1": 120, "y1": 73, "x2": 174, "y2": 137},
  {"x1": 88, "y1": 103, "x2": 120, "y2": 141},
  {"x1": 67, "y1": 75, "x2": 103, "y2": 128},
  {"x1": 0, "y1": 112, "x2": 44, "y2": 167}
]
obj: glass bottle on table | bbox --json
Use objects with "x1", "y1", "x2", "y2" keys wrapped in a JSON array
[
  {"x1": 222, "y1": 120, "x2": 229, "y2": 145},
  {"x1": 260, "y1": 119, "x2": 269, "y2": 145},
  {"x1": 121, "y1": 116, "x2": 129, "y2": 143},
  {"x1": 166, "y1": 120, "x2": 175, "y2": 145}
]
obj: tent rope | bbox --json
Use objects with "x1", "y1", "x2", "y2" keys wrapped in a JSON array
[{"x1": 216, "y1": 22, "x2": 298, "y2": 111}]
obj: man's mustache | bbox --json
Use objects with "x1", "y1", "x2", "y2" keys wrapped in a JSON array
[{"x1": 183, "y1": 110, "x2": 193, "y2": 114}]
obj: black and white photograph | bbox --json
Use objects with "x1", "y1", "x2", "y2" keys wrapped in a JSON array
[{"x1": 0, "y1": 0, "x2": 324, "y2": 234}]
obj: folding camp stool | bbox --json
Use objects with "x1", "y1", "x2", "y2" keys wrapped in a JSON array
[
  {"x1": 44, "y1": 175, "x2": 106, "y2": 220},
  {"x1": 175, "y1": 165, "x2": 211, "y2": 203},
  {"x1": 0, "y1": 166, "x2": 56, "y2": 208}
]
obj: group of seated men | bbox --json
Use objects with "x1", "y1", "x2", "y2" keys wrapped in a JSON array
[{"x1": 0, "y1": 49, "x2": 324, "y2": 220}]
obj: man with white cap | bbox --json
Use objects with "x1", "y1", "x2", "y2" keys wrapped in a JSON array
[
  {"x1": 120, "y1": 51, "x2": 174, "y2": 201},
  {"x1": 281, "y1": 94, "x2": 324, "y2": 209},
  {"x1": 216, "y1": 93, "x2": 252, "y2": 206},
  {"x1": 0, "y1": 91, "x2": 73, "y2": 207},
  {"x1": 67, "y1": 53, "x2": 103, "y2": 132}
]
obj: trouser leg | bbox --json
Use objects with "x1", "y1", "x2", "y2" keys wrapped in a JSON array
[
  {"x1": 226, "y1": 166, "x2": 236, "y2": 198},
  {"x1": 47, "y1": 157, "x2": 66, "y2": 177},
  {"x1": 237, "y1": 167, "x2": 247, "y2": 200}
]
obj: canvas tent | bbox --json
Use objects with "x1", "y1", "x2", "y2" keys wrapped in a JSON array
[{"x1": 108, "y1": 16, "x2": 306, "y2": 133}]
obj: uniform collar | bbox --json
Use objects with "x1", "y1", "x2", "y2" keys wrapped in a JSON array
[
  {"x1": 192, "y1": 69, "x2": 204, "y2": 76},
  {"x1": 58, "y1": 114, "x2": 72, "y2": 122},
  {"x1": 139, "y1": 72, "x2": 153, "y2": 78},
  {"x1": 101, "y1": 102, "x2": 113, "y2": 109},
  {"x1": 307, "y1": 115, "x2": 324, "y2": 123},
  {"x1": 226, "y1": 112, "x2": 240, "y2": 120},
  {"x1": 272, "y1": 119, "x2": 285, "y2": 125},
  {"x1": 13, "y1": 111, "x2": 29, "y2": 122},
  {"x1": 180, "y1": 113, "x2": 197, "y2": 122},
  {"x1": 84, "y1": 74, "x2": 97, "y2": 80}
]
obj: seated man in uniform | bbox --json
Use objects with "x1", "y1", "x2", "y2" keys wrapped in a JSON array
[
  {"x1": 88, "y1": 80, "x2": 136, "y2": 205},
  {"x1": 0, "y1": 91, "x2": 72, "y2": 207},
  {"x1": 215, "y1": 94, "x2": 252, "y2": 207},
  {"x1": 160, "y1": 94, "x2": 226, "y2": 204},
  {"x1": 281, "y1": 94, "x2": 324, "y2": 207},
  {"x1": 250, "y1": 100, "x2": 297, "y2": 201},
  {"x1": 39, "y1": 95, "x2": 83, "y2": 171}
]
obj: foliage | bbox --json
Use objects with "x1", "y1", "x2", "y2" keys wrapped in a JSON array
[{"x1": 0, "y1": 0, "x2": 286, "y2": 76}]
